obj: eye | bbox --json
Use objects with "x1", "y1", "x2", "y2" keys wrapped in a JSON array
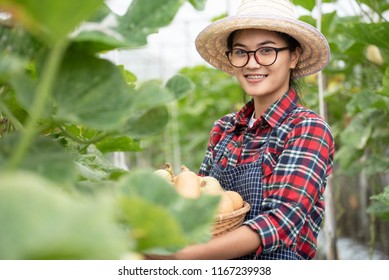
[
  {"x1": 258, "y1": 47, "x2": 275, "y2": 55},
  {"x1": 232, "y1": 48, "x2": 247, "y2": 57}
]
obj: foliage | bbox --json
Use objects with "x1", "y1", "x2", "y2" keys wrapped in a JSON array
[
  {"x1": 0, "y1": 0, "x2": 219, "y2": 259},
  {"x1": 130, "y1": 66, "x2": 244, "y2": 172},
  {"x1": 291, "y1": 0, "x2": 389, "y2": 255},
  {"x1": 368, "y1": 186, "x2": 389, "y2": 220}
]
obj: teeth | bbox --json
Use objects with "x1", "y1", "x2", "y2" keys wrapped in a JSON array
[{"x1": 246, "y1": 75, "x2": 267, "y2": 79}]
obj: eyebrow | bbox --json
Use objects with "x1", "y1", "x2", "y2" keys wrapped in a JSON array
[{"x1": 233, "y1": 40, "x2": 278, "y2": 48}]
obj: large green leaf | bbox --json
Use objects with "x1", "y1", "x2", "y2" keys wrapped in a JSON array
[
  {"x1": 72, "y1": 0, "x2": 188, "y2": 51},
  {"x1": 0, "y1": 171, "x2": 126, "y2": 259},
  {"x1": 117, "y1": 0, "x2": 184, "y2": 47},
  {"x1": 118, "y1": 170, "x2": 220, "y2": 253},
  {"x1": 0, "y1": 0, "x2": 104, "y2": 43},
  {"x1": 120, "y1": 196, "x2": 187, "y2": 252},
  {"x1": 52, "y1": 49, "x2": 133, "y2": 131},
  {"x1": 0, "y1": 134, "x2": 77, "y2": 184},
  {"x1": 125, "y1": 106, "x2": 170, "y2": 138}
]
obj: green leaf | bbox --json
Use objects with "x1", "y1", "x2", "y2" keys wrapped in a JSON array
[
  {"x1": 0, "y1": 133, "x2": 77, "y2": 184},
  {"x1": 71, "y1": 12, "x2": 128, "y2": 53},
  {"x1": 118, "y1": 170, "x2": 220, "y2": 253},
  {"x1": 0, "y1": 171, "x2": 126, "y2": 259},
  {"x1": 120, "y1": 196, "x2": 187, "y2": 252},
  {"x1": 358, "y1": 0, "x2": 389, "y2": 14},
  {"x1": 294, "y1": 0, "x2": 334, "y2": 11},
  {"x1": 9, "y1": 72, "x2": 38, "y2": 114},
  {"x1": 52, "y1": 49, "x2": 133, "y2": 131},
  {"x1": 340, "y1": 113, "x2": 373, "y2": 150},
  {"x1": 75, "y1": 145, "x2": 128, "y2": 181},
  {"x1": 293, "y1": 0, "x2": 316, "y2": 11},
  {"x1": 0, "y1": 87, "x2": 29, "y2": 126},
  {"x1": 381, "y1": 66, "x2": 389, "y2": 97},
  {"x1": 72, "y1": 0, "x2": 189, "y2": 51},
  {"x1": 165, "y1": 74, "x2": 194, "y2": 100},
  {"x1": 368, "y1": 187, "x2": 389, "y2": 220},
  {"x1": 95, "y1": 135, "x2": 142, "y2": 153},
  {"x1": 117, "y1": 0, "x2": 184, "y2": 47},
  {"x1": 131, "y1": 80, "x2": 174, "y2": 113},
  {"x1": 1, "y1": 0, "x2": 104, "y2": 43},
  {"x1": 346, "y1": 91, "x2": 381, "y2": 114},
  {"x1": 334, "y1": 145, "x2": 364, "y2": 174},
  {"x1": 363, "y1": 155, "x2": 389, "y2": 176},
  {"x1": 125, "y1": 105, "x2": 170, "y2": 138},
  {"x1": 344, "y1": 22, "x2": 389, "y2": 49},
  {"x1": 187, "y1": 0, "x2": 207, "y2": 10},
  {"x1": 0, "y1": 53, "x2": 26, "y2": 81}
]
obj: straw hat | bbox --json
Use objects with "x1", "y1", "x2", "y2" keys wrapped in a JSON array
[{"x1": 195, "y1": 0, "x2": 330, "y2": 79}]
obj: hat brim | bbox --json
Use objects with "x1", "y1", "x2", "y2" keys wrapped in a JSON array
[{"x1": 195, "y1": 15, "x2": 330, "y2": 79}]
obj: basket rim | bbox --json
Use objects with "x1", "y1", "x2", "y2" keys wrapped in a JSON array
[{"x1": 214, "y1": 201, "x2": 250, "y2": 222}]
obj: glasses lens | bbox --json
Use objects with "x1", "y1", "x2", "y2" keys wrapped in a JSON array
[
  {"x1": 228, "y1": 49, "x2": 248, "y2": 67},
  {"x1": 255, "y1": 48, "x2": 277, "y2": 66}
]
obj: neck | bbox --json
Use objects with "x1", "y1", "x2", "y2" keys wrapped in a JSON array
[
  {"x1": 251, "y1": 87, "x2": 291, "y2": 118},
  {"x1": 251, "y1": 94, "x2": 279, "y2": 118}
]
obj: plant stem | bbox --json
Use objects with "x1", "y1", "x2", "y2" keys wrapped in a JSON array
[
  {"x1": 0, "y1": 100, "x2": 24, "y2": 132},
  {"x1": 7, "y1": 39, "x2": 69, "y2": 169}
]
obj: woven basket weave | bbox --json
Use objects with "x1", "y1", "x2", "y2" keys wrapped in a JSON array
[{"x1": 212, "y1": 201, "x2": 251, "y2": 238}]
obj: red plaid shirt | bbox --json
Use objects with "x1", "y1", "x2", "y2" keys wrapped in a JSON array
[{"x1": 199, "y1": 89, "x2": 335, "y2": 259}]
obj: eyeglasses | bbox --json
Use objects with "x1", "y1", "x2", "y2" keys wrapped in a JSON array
[{"x1": 225, "y1": 46, "x2": 290, "y2": 68}]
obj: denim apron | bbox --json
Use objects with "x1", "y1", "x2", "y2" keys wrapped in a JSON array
[{"x1": 208, "y1": 120, "x2": 303, "y2": 260}]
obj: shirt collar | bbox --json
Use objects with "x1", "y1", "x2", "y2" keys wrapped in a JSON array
[{"x1": 229, "y1": 88, "x2": 300, "y2": 132}]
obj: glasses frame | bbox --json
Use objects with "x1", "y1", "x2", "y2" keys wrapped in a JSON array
[{"x1": 225, "y1": 46, "x2": 290, "y2": 68}]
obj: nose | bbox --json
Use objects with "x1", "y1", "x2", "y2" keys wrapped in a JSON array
[{"x1": 246, "y1": 53, "x2": 261, "y2": 68}]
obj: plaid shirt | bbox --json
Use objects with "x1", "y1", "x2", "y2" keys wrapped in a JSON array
[{"x1": 199, "y1": 89, "x2": 335, "y2": 259}]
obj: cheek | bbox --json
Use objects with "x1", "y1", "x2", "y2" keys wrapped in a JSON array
[{"x1": 232, "y1": 68, "x2": 244, "y2": 81}]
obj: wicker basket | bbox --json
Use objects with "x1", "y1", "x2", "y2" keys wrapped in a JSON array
[{"x1": 211, "y1": 201, "x2": 251, "y2": 238}]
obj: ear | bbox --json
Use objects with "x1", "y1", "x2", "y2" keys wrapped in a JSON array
[{"x1": 290, "y1": 47, "x2": 301, "y2": 69}]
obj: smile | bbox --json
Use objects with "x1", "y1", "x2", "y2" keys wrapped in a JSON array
[{"x1": 245, "y1": 74, "x2": 268, "y2": 79}]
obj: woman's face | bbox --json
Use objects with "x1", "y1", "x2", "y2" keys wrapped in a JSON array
[{"x1": 231, "y1": 29, "x2": 300, "y2": 102}]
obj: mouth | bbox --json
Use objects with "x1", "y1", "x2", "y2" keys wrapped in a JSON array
[{"x1": 245, "y1": 74, "x2": 268, "y2": 80}]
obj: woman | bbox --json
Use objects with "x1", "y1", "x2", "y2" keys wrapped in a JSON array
[{"x1": 150, "y1": 0, "x2": 335, "y2": 260}]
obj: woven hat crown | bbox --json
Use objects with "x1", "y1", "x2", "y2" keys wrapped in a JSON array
[{"x1": 237, "y1": 0, "x2": 295, "y2": 18}]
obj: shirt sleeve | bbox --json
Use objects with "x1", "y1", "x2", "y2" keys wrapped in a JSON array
[{"x1": 243, "y1": 116, "x2": 335, "y2": 255}]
